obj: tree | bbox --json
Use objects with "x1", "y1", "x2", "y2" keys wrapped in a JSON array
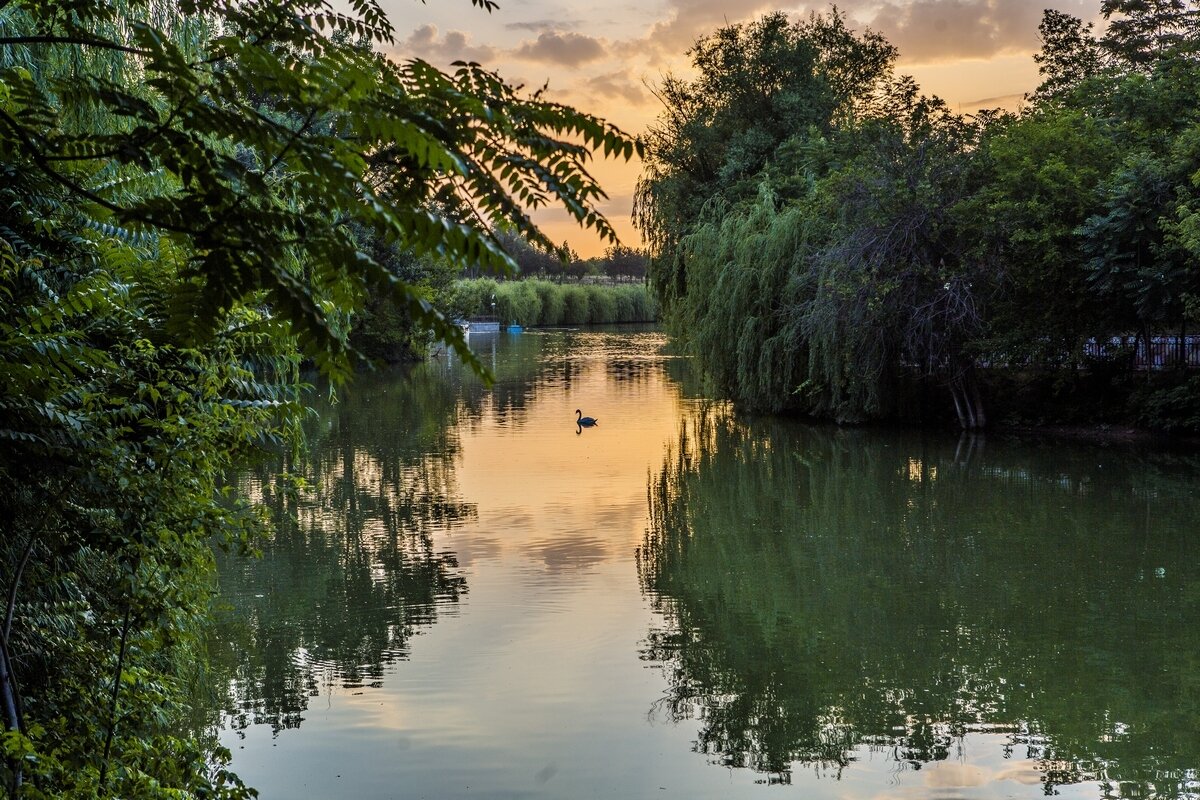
[
  {"x1": 802, "y1": 104, "x2": 991, "y2": 426},
  {"x1": 1100, "y1": 0, "x2": 1199, "y2": 67},
  {"x1": 967, "y1": 109, "x2": 1115, "y2": 367},
  {"x1": 601, "y1": 244, "x2": 649, "y2": 282},
  {"x1": 1, "y1": 0, "x2": 637, "y2": 795},
  {"x1": 635, "y1": 10, "x2": 897, "y2": 315},
  {"x1": 1079, "y1": 150, "x2": 1199, "y2": 350},
  {"x1": 637, "y1": 11, "x2": 994, "y2": 425},
  {"x1": 639, "y1": 1, "x2": 1200, "y2": 429},
  {"x1": 1, "y1": 0, "x2": 637, "y2": 377},
  {"x1": 1032, "y1": 10, "x2": 1106, "y2": 101}
]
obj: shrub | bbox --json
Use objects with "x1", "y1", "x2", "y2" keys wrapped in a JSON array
[
  {"x1": 585, "y1": 284, "x2": 617, "y2": 323},
  {"x1": 532, "y1": 279, "x2": 566, "y2": 325},
  {"x1": 561, "y1": 285, "x2": 590, "y2": 324},
  {"x1": 448, "y1": 278, "x2": 658, "y2": 325},
  {"x1": 496, "y1": 281, "x2": 542, "y2": 326}
]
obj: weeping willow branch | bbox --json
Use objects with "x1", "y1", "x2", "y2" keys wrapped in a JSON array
[{"x1": 0, "y1": 36, "x2": 152, "y2": 54}]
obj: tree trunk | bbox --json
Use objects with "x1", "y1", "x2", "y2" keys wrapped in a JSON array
[
  {"x1": 0, "y1": 633, "x2": 24, "y2": 794},
  {"x1": 950, "y1": 380, "x2": 968, "y2": 429},
  {"x1": 949, "y1": 369, "x2": 987, "y2": 430},
  {"x1": 967, "y1": 369, "x2": 987, "y2": 429}
]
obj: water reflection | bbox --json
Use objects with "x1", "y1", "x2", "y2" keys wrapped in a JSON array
[
  {"x1": 207, "y1": 330, "x2": 1200, "y2": 799},
  {"x1": 212, "y1": 363, "x2": 474, "y2": 734},
  {"x1": 211, "y1": 327, "x2": 681, "y2": 742},
  {"x1": 639, "y1": 406, "x2": 1200, "y2": 796}
]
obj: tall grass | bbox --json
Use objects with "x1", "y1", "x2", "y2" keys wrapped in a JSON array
[{"x1": 448, "y1": 279, "x2": 657, "y2": 325}]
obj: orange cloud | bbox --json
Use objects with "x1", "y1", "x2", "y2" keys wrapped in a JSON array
[
  {"x1": 399, "y1": 25, "x2": 498, "y2": 65},
  {"x1": 867, "y1": 0, "x2": 1094, "y2": 63},
  {"x1": 513, "y1": 31, "x2": 608, "y2": 67}
]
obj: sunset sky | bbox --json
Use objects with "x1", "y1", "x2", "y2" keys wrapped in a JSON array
[{"x1": 385, "y1": 0, "x2": 1103, "y2": 255}]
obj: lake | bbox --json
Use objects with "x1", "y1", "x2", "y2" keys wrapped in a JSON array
[{"x1": 209, "y1": 327, "x2": 1200, "y2": 799}]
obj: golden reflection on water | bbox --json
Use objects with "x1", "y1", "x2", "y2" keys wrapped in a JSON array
[{"x1": 455, "y1": 337, "x2": 687, "y2": 562}]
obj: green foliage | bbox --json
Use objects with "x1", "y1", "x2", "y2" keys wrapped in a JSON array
[
  {"x1": 449, "y1": 278, "x2": 657, "y2": 326},
  {"x1": 1100, "y1": 0, "x2": 1199, "y2": 67},
  {"x1": 561, "y1": 284, "x2": 591, "y2": 325},
  {"x1": 611, "y1": 284, "x2": 655, "y2": 322},
  {"x1": 445, "y1": 277, "x2": 500, "y2": 321},
  {"x1": 583, "y1": 284, "x2": 616, "y2": 324},
  {"x1": 532, "y1": 279, "x2": 566, "y2": 324},
  {"x1": 635, "y1": 9, "x2": 899, "y2": 316},
  {"x1": 1, "y1": 0, "x2": 639, "y2": 379},
  {"x1": 674, "y1": 191, "x2": 813, "y2": 413},
  {"x1": 1134, "y1": 374, "x2": 1200, "y2": 431},
  {"x1": 1032, "y1": 10, "x2": 1105, "y2": 101},
  {"x1": 348, "y1": 243, "x2": 460, "y2": 364},
  {"x1": 637, "y1": 2, "x2": 1200, "y2": 430},
  {"x1": 0, "y1": 0, "x2": 636, "y2": 796},
  {"x1": 969, "y1": 109, "x2": 1115, "y2": 364},
  {"x1": 496, "y1": 280, "x2": 542, "y2": 327},
  {"x1": 0, "y1": 156, "x2": 294, "y2": 798}
]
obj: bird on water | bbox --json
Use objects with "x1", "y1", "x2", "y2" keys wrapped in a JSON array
[{"x1": 575, "y1": 409, "x2": 598, "y2": 427}]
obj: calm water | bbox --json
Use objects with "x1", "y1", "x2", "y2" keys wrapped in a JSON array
[{"x1": 210, "y1": 328, "x2": 1200, "y2": 799}]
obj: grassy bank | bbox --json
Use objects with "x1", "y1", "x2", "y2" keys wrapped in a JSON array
[{"x1": 448, "y1": 278, "x2": 658, "y2": 327}]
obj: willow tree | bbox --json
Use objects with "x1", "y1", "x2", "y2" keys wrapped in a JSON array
[
  {"x1": 635, "y1": 9, "x2": 897, "y2": 316},
  {"x1": 0, "y1": 0, "x2": 637, "y2": 795},
  {"x1": 636, "y1": 10, "x2": 994, "y2": 425}
]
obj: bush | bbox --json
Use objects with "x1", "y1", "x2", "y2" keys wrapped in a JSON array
[
  {"x1": 612, "y1": 284, "x2": 657, "y2": 322},
  {"x1": 585, "y1": 284, "x2": 617, "y2": 324},
  {"x1": 1135, "y1": 374, "x2": 1200, "y2": 433},
  {"x1": 448, "y1": 278, "x2": 658, "y2": 325},
  {"x1": 496, "y1": 281, "x2": 542, "y2": 326},
  {"x1": 561, "y1": 285, "x2": 590, "y2": 324},
  {"x1": 532, "y1": 280, "x2": 566, "y2": 325},
  {"x1": 446, "y1": 278, "x2": 499, "y2": 319}
]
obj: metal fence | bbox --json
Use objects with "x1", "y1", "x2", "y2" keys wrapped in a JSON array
[{"x1": 1083, "y1": 334, "x2": 1200, "y2": 369}]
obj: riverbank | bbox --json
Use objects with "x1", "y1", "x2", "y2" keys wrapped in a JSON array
[
  {"x1": 737, "y1": 366, "x2": 1200, "y2": 445},
  {"x1": 990, "y1": 422, "x2": 1200, "y2": 448}
]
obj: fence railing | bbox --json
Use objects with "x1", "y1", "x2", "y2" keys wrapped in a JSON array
[{"x1": 1083, "y1": 334, "x2": 1200, "y2": 369}]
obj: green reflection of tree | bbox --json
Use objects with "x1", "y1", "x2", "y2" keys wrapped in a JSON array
[
  {"x1": 210, "y1": 362, "x2": 475, "y2": 735},
  {"x1": 640, "y1": 407, "x2": 1200, "y2": 795}
]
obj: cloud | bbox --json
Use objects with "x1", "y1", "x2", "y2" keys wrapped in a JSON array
[
  {"x1": 958, "y1": 91, "x2": 1027, "y2": 111},
  {"x1": 610, "y1": 0, "x2": 1096, "y2": 71},
  {"x1": 583, "y1": 69, "x2": 649, "y2": 106},
  {"x1": 505, "y1": 19, "x2": 582, "y2": 33},
  {"x1": 398, "y1": 24, "x2": 497, "y2": 65},
  {"x1": 866, "y1": 0, "x2": 1094, "y2": 63},
  {"x1": 642, "y1": 0, "x2": 776, "y2": 56},
  {"x1": 512, "y1": 31, "x2": 608, "y2": 67}
]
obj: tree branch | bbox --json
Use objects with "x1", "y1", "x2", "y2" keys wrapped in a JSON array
[
  {"x1": 0, "y1": 107, "x2": 200, "y2": 237},
  {"x1": 0, "y1": 36, "x2": 152, "y2": 55},
  {"x1": 97, "y1": 605, "x2": 134, "y2": 794}
]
